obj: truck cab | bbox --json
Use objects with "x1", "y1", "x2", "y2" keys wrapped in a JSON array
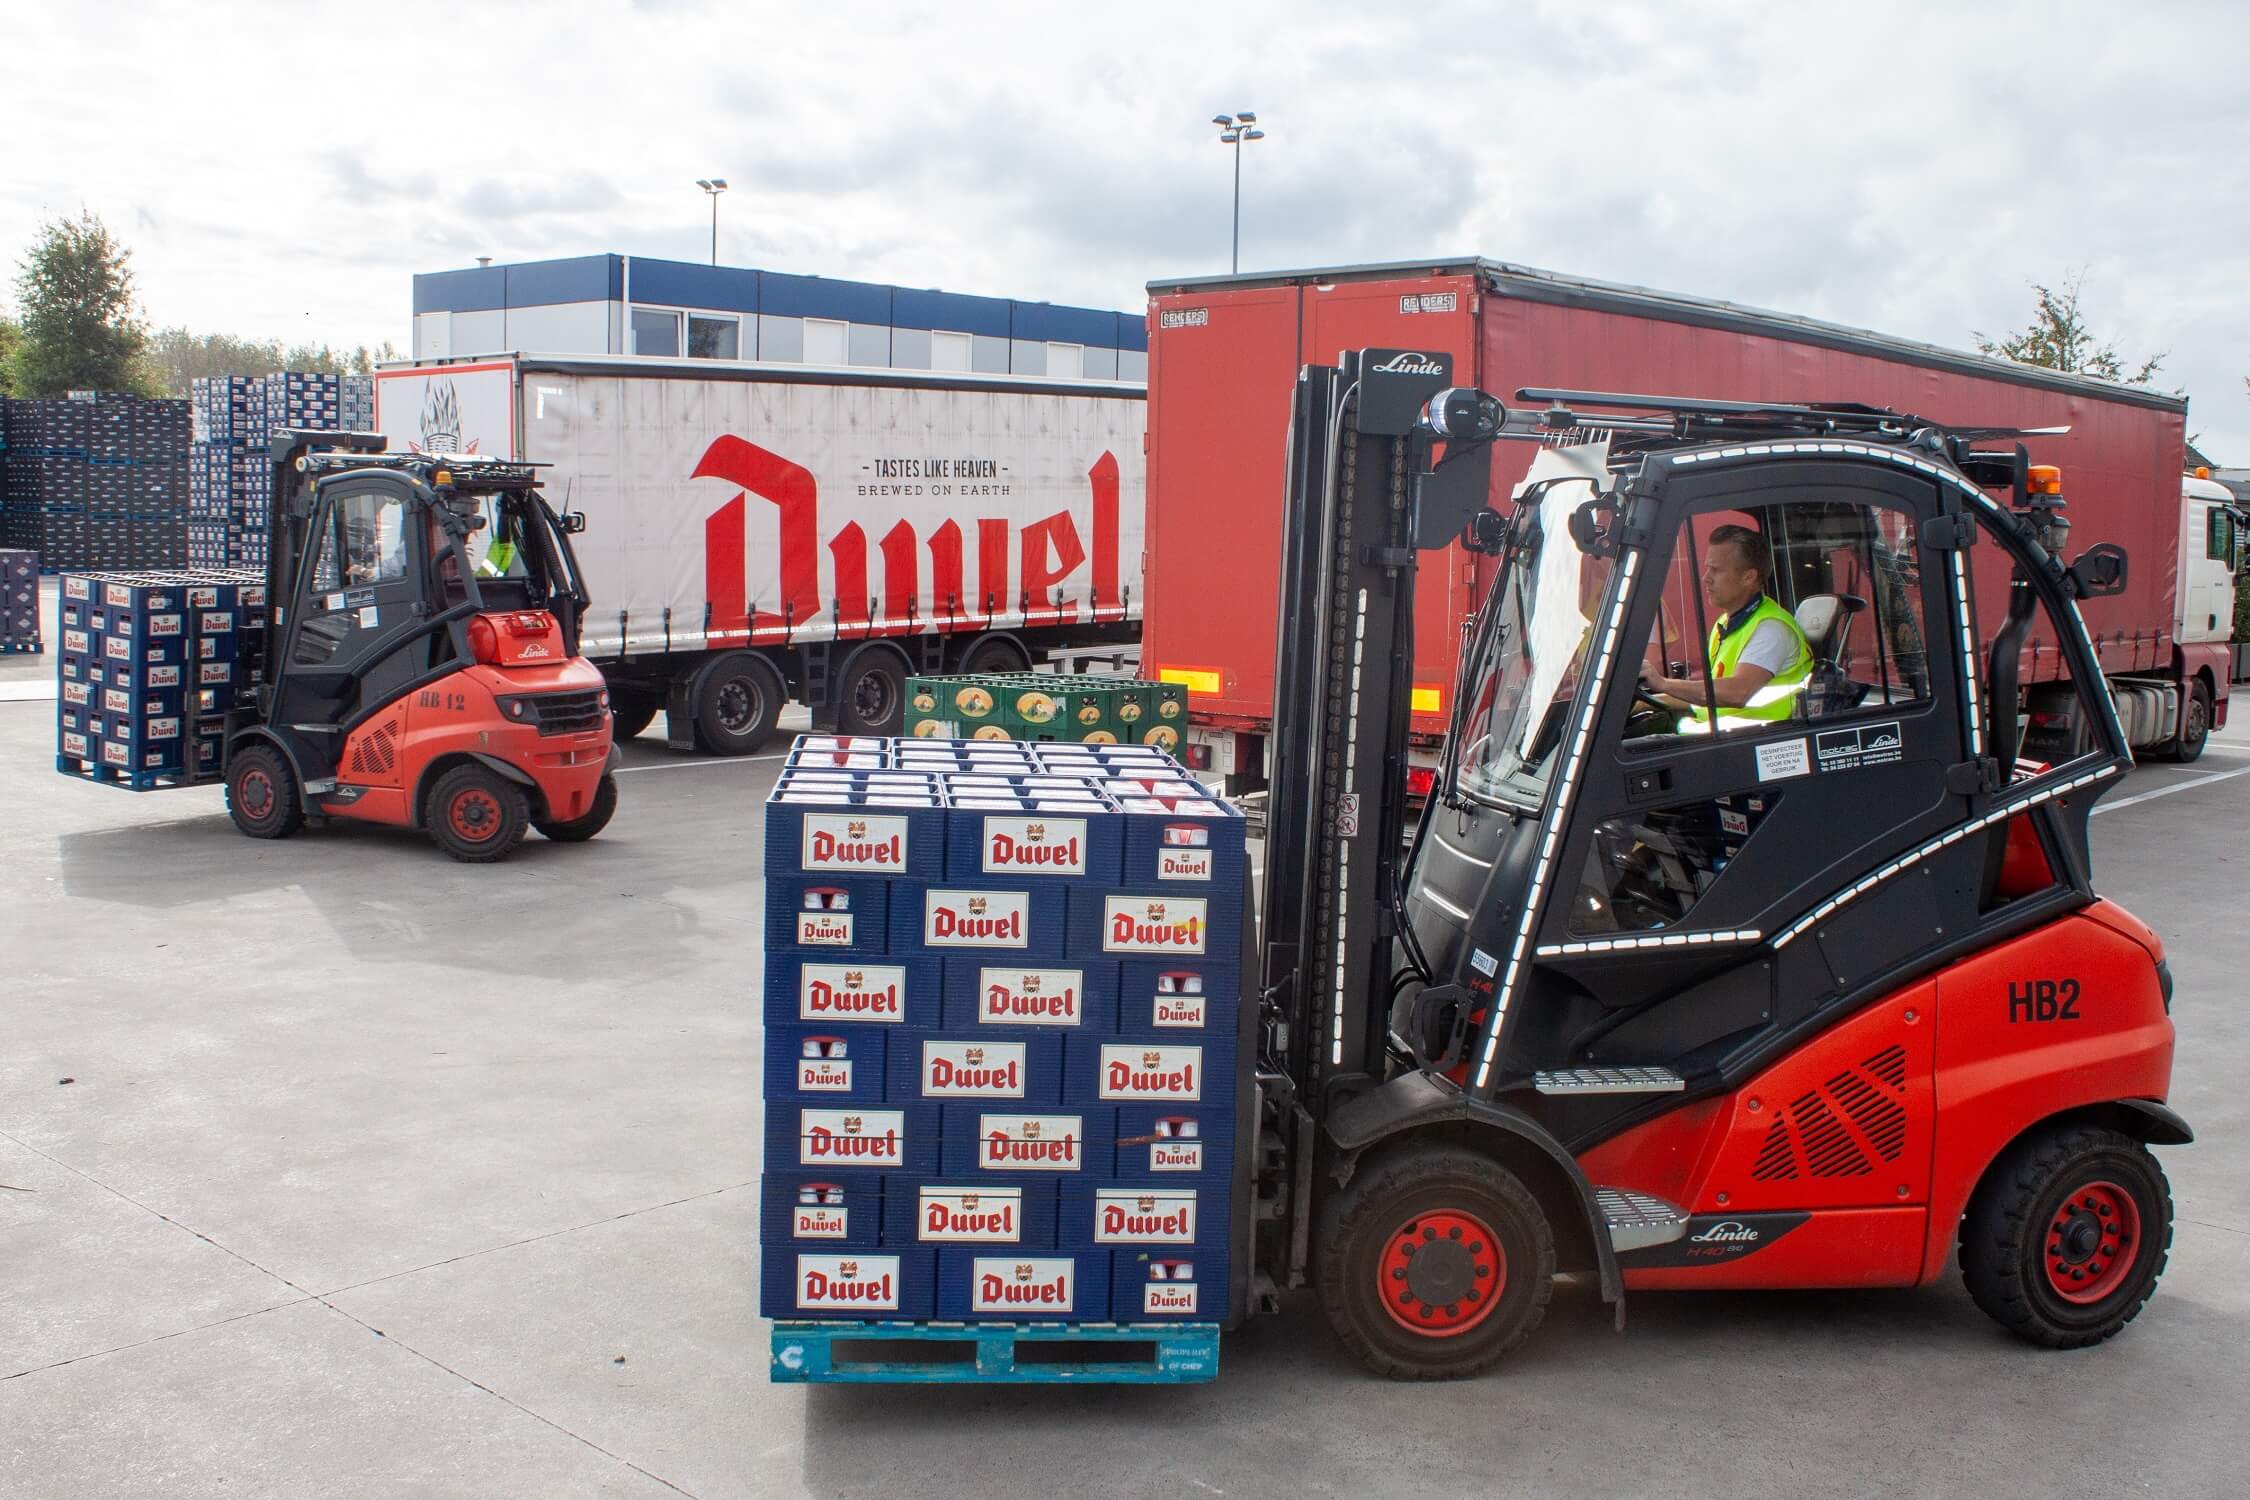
[{"x1": 2177, "y1": 473, "x2": 2240, "y2": 644}]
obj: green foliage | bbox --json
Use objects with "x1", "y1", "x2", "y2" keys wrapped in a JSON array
[
  {"x1": 10, "y1": 212, "x2": 158, "y2": 397},
  {"x1": 2235, "y1": 568, "x2": 2250, "y2": 644},
  {"x1": 141, "y1": 330, "x2": 405, "y2": 397},
  {"x1": 1974, "y1": 271, "x2": 2164, "y2": 386},
  {"x1": 0, "y1": 315, "x2": 18, "y2": 397}
]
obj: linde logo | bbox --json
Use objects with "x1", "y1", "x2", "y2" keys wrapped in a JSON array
[
  {"x1": 982, "y1": 815, "x2": 1087, "y2": 876},
  {"x1": 797, "y1": 1253, "x2": 899, "y2": 1311},
  {"x1": 802, "y1": 812, "x2": 907, "y2": 872},
  {"x1": 799, "y1": 1109, "x2": 904, "y2": 1167},
  {"x1": 1144, "y1": 1261, "x2": 1200, "y2": 1315},
  {"x1": 978, "y1": 967, "x2": 1082, "y2": 1025},
  {"x1": 921, "y1": 1039, "x2": 1027, "y2": 1098},
  {"x1": 1095, "y1": 1189, "x2": 1198, "y2": 1243},
  {"x1": 976, "y1": 1113, "x2": 1083, "y2": 1171},
  {"x1": 1104, "y1": 896, "x2": 1207, "y2": 954},
  {"x1": 919, "y1": 1187, "x2": 1023, "y2": 1243},
  {"x1": 972, "y1": 1257, "x2": 1074, "y2": 1313},
  {"x1": 796, "y1": 1036, "x2": 853, "y2": 1093},
  {"x1": 1371, "y1": 351, "x2": 1444, "y2": 376},
  {"x1": 800, "y1": 963, "x2": 905, "y2": 1022},
  {"x1": 925, "y1": 889, "x2": 1030, "y2": 948},
  {"x1": 1100, "y1": 1044, "x2": 1203, "y2": 1101},
  {"x1": 1689, "y1": 1221, "x2": 1762, "y2": 1245}
]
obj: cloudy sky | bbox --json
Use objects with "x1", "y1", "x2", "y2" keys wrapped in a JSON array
[{"x1": 4, "y1": 0, "x2": 2246, "y2": 452}]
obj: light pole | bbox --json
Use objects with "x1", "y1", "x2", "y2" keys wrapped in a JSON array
[
  {"x1": 1211, "y1": 112, "x2": 1264, "y2": 274},
  {"x1": 696, "y1": 178, "x2": 729, "y2": 265}
]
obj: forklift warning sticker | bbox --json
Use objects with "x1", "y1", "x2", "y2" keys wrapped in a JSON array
[
  {"x1": 1754, "y1": 737, "x2": 1812, "y2": 783},
  {"x1": 1815, "y1": 721, "x2": 1905, "y2": 772}
]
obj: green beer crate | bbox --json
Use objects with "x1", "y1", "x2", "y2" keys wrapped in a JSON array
[{"x1": 904, "y1": 672, "x2": 1176, "y2": 745}]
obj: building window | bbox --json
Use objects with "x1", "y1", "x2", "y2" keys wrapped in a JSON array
[
  {"x1": 632, "y1": 308, "x2": 680, "y2": 357},
  {"x1": 848, "y1": 323, "x2": 890, "y2": 367},
  {"x1": 1082, "y1": 346, "x2": 1118, "y2": 381},
  {"x1": 688, "y1": 314, "x2": 740, "y2": 360},
  {"x1": 760, "y1": 316, "x2": 804, "y2": 362},
  {"x1": 930, "y1": 330, "x2": 972, "y2": 372},
  {"x1": 804, "y1": 318, "x2": 849, "y2": 365},
  {"x1": 1046, "y1": 343, "x2": 1084, "y2": 380}
]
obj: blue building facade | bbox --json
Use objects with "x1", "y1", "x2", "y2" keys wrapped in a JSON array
[{"x1": 411, "y1": 255, "x2": 1147, "y2": 382}]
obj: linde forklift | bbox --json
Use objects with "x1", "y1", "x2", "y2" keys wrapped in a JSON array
[
  {"x1": 1245, "y1": 350, "x2": 2188, "y2": 1378},
  {"x1": 219, "y1": 433, "x2": 618, "y2": 862}
]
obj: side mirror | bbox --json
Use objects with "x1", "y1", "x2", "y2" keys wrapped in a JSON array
[
  {"x1": 560, "y1": 512, "x2": 587, "y2": 535},
  {"x1": 2067, "y1": 543, "x2": 2129, "y2": 599}
]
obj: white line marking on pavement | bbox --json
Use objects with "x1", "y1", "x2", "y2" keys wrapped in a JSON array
[
  {"x1": 2093, "y1": 765, "x2": 2250, "y2": 816},
  {"x1": 614, "y1": 752, "x2": 790, "y2": 774}
]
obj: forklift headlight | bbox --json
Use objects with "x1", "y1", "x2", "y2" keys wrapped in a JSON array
[{"x1": 497, "y1": 695, "x2": 532, "y2": 721}]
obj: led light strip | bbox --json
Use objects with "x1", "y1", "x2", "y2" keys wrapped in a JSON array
[
  {"x1": 1474, "y1": 547, "x2": 1641, "y2": 1090},
  {"x1": 1951, "y1": 550, "x2": 1983, "y2": 755},
  {"x1": 1331, "y1": 587, "x2": 1369, "y2": 1068},
  {"x1": 1769, "y1": 762, "x2": 2121, "y2": 950},
  {"x1": 1537, "y1": 928, "x2": 1763, "y2": 957}
]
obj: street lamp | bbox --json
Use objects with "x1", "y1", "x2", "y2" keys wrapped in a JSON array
[
  {"x1": 696, "y1": 178, "x2": 729, "y2": 265},
  {"x1": 1212, "y1": 112, "x2": 1265, "y2": 274}
]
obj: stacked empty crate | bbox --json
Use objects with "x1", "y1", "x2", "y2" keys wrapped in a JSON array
[
  {"x1": 54, "y1": 570, "x2": 268, "y2": 787},
  {"x1": 907, "y1": 673, "x2": 1189, "y2": 752},
  {"x1": 190, "y1": 373, "x2": 375, "y2": 570},
  {"x1": 1, "y1": 548, "x2": 38, "y2": 653},
  {"x1": 0, "y1": 395, "x2": 189, "y2": 570},
  {"x1": 762, "y1": 734, "x2": 1247, "y2": 1341}
]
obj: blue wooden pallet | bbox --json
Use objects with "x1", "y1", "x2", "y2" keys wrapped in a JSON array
[
  {"x1": 0, "y1": 640, "x2": 42, "y2": 654},
  {"x1": 770, "y1": 1320, "x2": 1220, "y2": 1384},
  {"x1": 54, "y1": 754, "x2": 202, "y2": 792}
]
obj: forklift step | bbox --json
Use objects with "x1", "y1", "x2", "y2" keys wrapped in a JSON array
[
  {"x1": 1594, "y1": 1187, "x2": 1690, "y2": 1253},
  {"x1": 770, "y1": 1320, "x2": 1221, "y2": 1385},
  {"x1": 1533, "y1": 1065, "x2": 1685, "y2": 1095}
]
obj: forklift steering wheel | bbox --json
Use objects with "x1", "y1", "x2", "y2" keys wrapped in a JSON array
[{"x1": 1634, "y1": 679, "x2": 1669, "y2": 712}]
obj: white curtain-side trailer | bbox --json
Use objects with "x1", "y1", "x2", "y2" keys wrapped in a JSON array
[{"x1": 376, "y1": 355, "x2": 1147, "y2": 752}]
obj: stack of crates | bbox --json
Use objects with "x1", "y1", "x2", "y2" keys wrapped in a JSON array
[
  {"x1": 190, "y1": 373, "x2": 376, "y2": 571},
  {"x1": 0, "y1": 396, "x2": 188, "y2": 570},
  {"x1": 54, "y1": 570, "x2": 267, "y2": 787},
  {"x1": 760, "y1": 735, "x2": 1247, "y2": 1328},
  {"x1": 906, "y1": 673, "x2": 1189, "y2": 752},
  {"x1": 0, "y1": 548, "x2": 38, "y2": 653}
]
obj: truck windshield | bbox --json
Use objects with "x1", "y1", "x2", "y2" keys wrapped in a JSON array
[{"x1": 1454, "y1": 450, "x2": 1617, "y2": 811}]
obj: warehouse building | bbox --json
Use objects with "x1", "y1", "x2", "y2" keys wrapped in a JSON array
[{"x1": 411, "y1": 255, "x2": 1147, "y2": 381}]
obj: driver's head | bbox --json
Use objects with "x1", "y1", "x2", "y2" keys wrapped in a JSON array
[{"x1": 1702, "y1": 525, "x2": 1771, "y2": 616}]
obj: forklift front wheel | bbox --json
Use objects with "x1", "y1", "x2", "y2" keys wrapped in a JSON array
[
  {"x1": 534, "y1": 774, "x2": 618, "y2": 843},
  {"x1": 426, "y1": 763, "x2": 531, "y2": 863},
  {"x1": 226, "y1": 744, "x2": 304, "y2": 841},
  {"x1": 1316, "y1": 1142, "x2": 1555, "y2": 1380}
]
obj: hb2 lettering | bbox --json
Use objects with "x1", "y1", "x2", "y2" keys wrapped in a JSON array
[{"x1": 2008, "y1": 977, "x2": 2081, "y2": 1022}]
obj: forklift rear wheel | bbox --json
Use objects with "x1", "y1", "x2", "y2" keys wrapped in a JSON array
[
  {"x1": 534, "y1": 774, "x2": 617, "y2": 843},
  {"x1": 1316, "y1": 1142, "x2": 1555, "y2": 1379},
  {"x1": 694, "y1": 653, "x2": 785, "y2": 756},
  {"x1": 226, "y1": 745, "x2": 304, "y2": 841},
  {"x1": 426, "y1": 763, "x2": 531, "y2": 863},
  {"x1": 1959, "y1": 1123, "x2": 2173, "y2": 1349}
]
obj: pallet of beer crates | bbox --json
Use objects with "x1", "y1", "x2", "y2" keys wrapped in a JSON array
[
  {"x1": 54, "y1": 569, "x2": 267, "y2": 789},
  {"x1": 761, "y1": 734, "x2": 1248, "y2": 1384},
  {"x1": 0, "y1": 548, "x2": 39, "y2": 653},
  {"x1": 905, "y1": 673, "x2": 1188, "y2": 751}
]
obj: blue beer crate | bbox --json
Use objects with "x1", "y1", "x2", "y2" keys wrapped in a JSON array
[
  {"x1": 1117, "y1": 796, "x2": 1248, "y2": 890},
  {"x1": 785, "y1": 743, "x2": 893, "y2": 772},
  {"x1": 1065, "y1": 887, "x2": 1244, "y2": 965},
  {"x1": 1114, "y1": 957, "x2": 1243, "y2": 1038},
  {"x1": 882, "y1": 1029, "x2": 1066, "y2": 1106},
  {"x1": 767, "y1": 874, "x2": 892, "y2": 955},
  {"x1": 763, "y1": 953, "x2": 942, "y2": 1029},
  {"x1": 887, "y1": 882, "x2": 1069, "y2": 960},
  {"x1": 942, "y1": 800, "x2": 1124, "y2": 884},
  {"x1": 939, "y1": 957, "x2": 1120, "y2": 1031},
  {"x1": 760, "y1": 1171, "x2": 885, "y2": 1250},
  {"x1": 764, "y1": 1101, "x2": 940, "y2": 1176},
  {"x1": 934, "y1": 1249, "x2": 1110, "y2": 1324},
  {"x1": 881, "y1": 1178, "x2": 1061, "y2": 1250},
  {"x1": 1066, "y1": 1033, "x2": 1239, "y2": 1110},
  {"x1": 764, "y1": 1024, "x2": 891, "y2": 1105},
  {"x1": 1110, "y1": 1104, "x2": 1238, "y2": 1181},
  {"x1": 1060, "y1": 1182, "x2": 1229, "y2": 1252},
  {"x1": 938, "y1": 1103, "x2": 1114, "y2": 1178},
  {"x1": 761, "y1": 1246, "x2": 937, "y2": 1322},
  {"x1": 1109, "y1": 1248, "x2": 1228, "y2": 1323},
  {"x1": 763, "y1": 786, "x2": 946, "y2": 880}
]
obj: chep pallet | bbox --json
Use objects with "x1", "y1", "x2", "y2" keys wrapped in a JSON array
[{"x1": 769, "y1": 1319, "x2": 1219, "y2": 1384}]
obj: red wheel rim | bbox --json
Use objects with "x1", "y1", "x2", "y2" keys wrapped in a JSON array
[
  {"x1": 2044, "y1": 1179, "x2": 2142, "y2": 1305},
  {"x1": 239, "y1": 769, "x2": 273, "y2": 819},
  {"x1": 448, "y1": 788, "x2": 502, "y2": 841},
  {"x1": 1377, "y1": 1208, "x2": 1505, "y2": 1337}
]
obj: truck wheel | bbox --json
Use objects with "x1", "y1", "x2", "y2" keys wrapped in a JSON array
[
  {"x1": 2159, "y1": 680, "x2": 2211, "y2": 763},
  {"x1": 610, "y1": 696, "x2": 659, "y2": 741},
  {"x1": 1959, "y1": 1123, "x2": 2173, "y2": 1350},
  {"x1": 693, "y1": 652, "x2": 785, "y2": 756},
  {"x1": 834, "y1": 642, "x2": 910, "y2": 735},
  {"x1": 1315, "y1": 1142, "x2": 1554, "y2": 1379},
  {"x1": 956, "y1": 633, "x2": 1029, "y2": 676},
  {"x1": 534, "y1": 774, "x2": 617, "y2": 843},
  {"x1": 226, "y1": 744, "x2": 304, "y2": 840},
  {"x1": 426, "y1": 763, "x2": 530, "y2": 863}
]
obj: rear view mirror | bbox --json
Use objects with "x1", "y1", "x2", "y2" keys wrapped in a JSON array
[
  {"x1": 560, "y1": 512, "x2": 587, "y2": 535},
  {"x1": 2068, "y1": 543, "x2": 2129, "y2": 598}
]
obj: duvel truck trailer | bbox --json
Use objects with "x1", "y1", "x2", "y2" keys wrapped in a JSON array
[
  {"x1": 1143, "y1": 259, "x2": 2230, "y2": 795},
  {"x1": 376, "y1": 355, "x2": 1146, "y2": 754}
]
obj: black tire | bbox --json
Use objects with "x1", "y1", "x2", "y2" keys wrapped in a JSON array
[
  {"x1": 1959, "y1": 1123, "x2": 2173, "y2": 1350},
  {"x1": 534, "y1": 774, "x2": 617, "y2": 843},
  {"x1": 692, "y1": 652, "x2": 785, "y2": 756},
  {"x1": 425, "y1": 762, "x2": 531, "y2": 863},
  {"x1": 1315, "y1": 1142, "x2": 1555, "y2": 1380},
  {"x1": 955, "y1": 633, "x2": 1030, "y2": 676},
  {"x1": 225, "y1": 743, "x2": 304, "y2": 841},
  {"x1": 2160, "y1": 680, "x2": 2211, "y2": 764},
  {"x1": 834, "y1": 643, "x2": 910, "y2": 736},
  {"x1": 610, "y1": 696, "x2": 659, "y2": 741}
]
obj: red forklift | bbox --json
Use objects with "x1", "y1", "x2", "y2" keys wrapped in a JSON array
[
  {"x1": 219, "y1": 433, "x2": 618, "y2": 862},
  {"x1": 1245, "y1": 351, "x2": 2187, "y2": 1377}
]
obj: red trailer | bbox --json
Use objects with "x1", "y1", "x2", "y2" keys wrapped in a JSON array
[{"x1": 1144, "y1": 260, "x2": 2223, "y2": 789}]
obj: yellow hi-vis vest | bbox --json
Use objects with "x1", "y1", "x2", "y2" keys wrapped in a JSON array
[
  {"x1": 1679, "y1": 595, "x2": 1812, "y2": 732},
  {"x1": 477, "y1": 539, "x2": 518, "y2": 578}
]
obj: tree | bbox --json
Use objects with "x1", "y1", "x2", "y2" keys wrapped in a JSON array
[
  {"x1": 1974, "y1": 271, "x2": 2163, "y2": 385},
  {"x1": 141, "y1": 327, "x2": 408, "y2": 396},
  {"x1": 0, "y1": 314, "x2": 18, "y2": 397},
  {"x1": 8, "y1": 212, "x2": 158, "y2": 397}
]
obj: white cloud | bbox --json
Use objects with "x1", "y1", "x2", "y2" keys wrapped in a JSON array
[{"x1": 3, "y1": 0, "x2": 2245, "y2": 450}]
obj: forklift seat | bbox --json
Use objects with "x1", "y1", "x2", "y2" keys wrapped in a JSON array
[{"x1": 1793, "y1": 593, "x2": 1868, "y2": 719}]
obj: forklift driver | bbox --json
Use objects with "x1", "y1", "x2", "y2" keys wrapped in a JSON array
[{"x1": 1643, "y1": 524, "x2": 1812, "y2": 732}]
